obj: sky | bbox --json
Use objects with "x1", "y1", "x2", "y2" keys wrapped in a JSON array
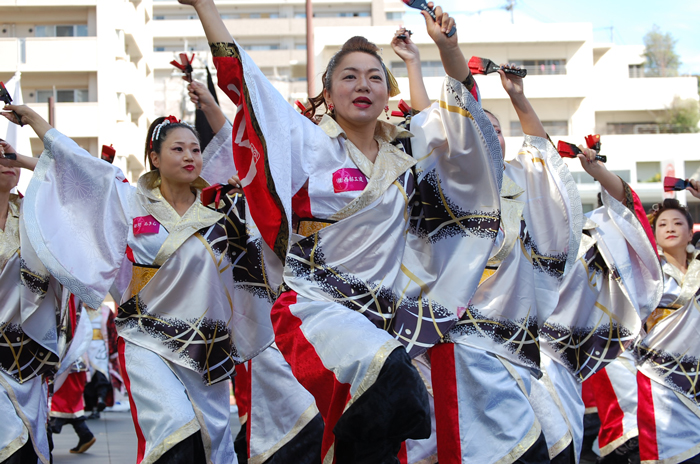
[{"x1": 401, "y1": 0, "x2": 700, "y2": 75}]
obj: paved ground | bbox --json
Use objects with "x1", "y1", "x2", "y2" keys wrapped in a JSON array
[{"x1": 52, "y1": 410, "x2": 241, "y2": 464}]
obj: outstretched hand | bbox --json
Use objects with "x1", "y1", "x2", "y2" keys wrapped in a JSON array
[
  {"x1": 687, "y1": 179, "x2": 700, "y2": 199},
  {"x1": 391, "y1": 27, "x2": 420, "y2": 64},
  {"x1": 497, "y1": 64, "x2": 524, "y2": 97},
  {"x1": 422, "y1": 2, "x2": 458, "y2": 49}
]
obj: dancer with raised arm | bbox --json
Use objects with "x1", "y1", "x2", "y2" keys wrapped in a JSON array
[
  {"x1": 0, "y1": 139, "x2": 59, "y2": 464},
  {"x1": 2, "y1": 94, "x2": 277, "y2": 463},
  {"x1": 391, "y1": 27, "x2": 582, "y2": 462},
  {"x1": 636, "y1": 193, "x2": 700, "y2": 464},
  {"x1": 182, "y1": 0, "x2": 504, "y2": 462}
]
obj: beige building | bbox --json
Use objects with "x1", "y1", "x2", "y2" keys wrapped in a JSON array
[
  {"x1": 3, "y1": 0, "x2": 698, "y2": 219},
  {"x1": 0, "y1": 0, "x2": 153, "y2": 182}
]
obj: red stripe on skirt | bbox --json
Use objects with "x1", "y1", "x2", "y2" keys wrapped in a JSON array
[
  {"x1": 589, "y1": 368, "x2": 625, "y2": 450},
  {"x1": 430, "y1": 343, "x2": 462, "y2": 464},
  {"x1": 118, "y1": 337, "x2": 147, "y2": 463},
  {"x1": 398, "y1": 442, "x2": 408, "y2": 464},
  {"x1": 637, "y1": 371, "x2": 659, "y2": 461},
  {"x1": 271, "y1": 290, "x2": 351, "y2": 464}
]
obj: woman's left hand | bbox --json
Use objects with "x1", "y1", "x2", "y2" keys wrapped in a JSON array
[
  {"x1": 577, "y1": 145, "x2": 606, "y2": 180},
  {"x1": 391, "y1": 27, "x2": 420, "y2": 64},
  {"x1": 422, "y1": 3, "x2": 457, "y2": 49}
]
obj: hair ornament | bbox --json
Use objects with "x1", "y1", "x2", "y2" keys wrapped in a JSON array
[{"x1": 150, "y1": 115, "x2": 181, "y2": 150}]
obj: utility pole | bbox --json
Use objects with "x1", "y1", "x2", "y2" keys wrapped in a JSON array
[
  {"x1": 306, "y1": 0, "x2": 314, "y2": 97},
  {"x1": 506, "y1": 0, "x2": 515, "y2": 24}
]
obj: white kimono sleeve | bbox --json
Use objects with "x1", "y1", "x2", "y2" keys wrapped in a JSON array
[{"x1": 22, "y1": 129, "x2": 134, "y2": 309}]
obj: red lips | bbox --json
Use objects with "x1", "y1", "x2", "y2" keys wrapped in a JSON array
[
  {"x1": 183, "y1": 165, "x2": 195, "y2": 172},
  {"x1": 353, "y1": 96, "x2": 372, "y2": 108}
]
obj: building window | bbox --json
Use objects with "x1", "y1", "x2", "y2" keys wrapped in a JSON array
[
  {"x1": 391, "y1": 61, "x2": 444, "y2": 78},
  {"x1": 510, "y1": 120, "x2": 567, "y2": 136},
  {"x1": 242, "y1": 44, "x2": 281, "y2": 51},
  {"x1": 685, "y1": 161, "x2": 700, "y2": 180},
  {"x1": 154, "y1": 15, "x2": 165, "y2": 20},
  {"x1": 221, "y1": 14, "x2": 240, "y2": 19},
  {"x1": 295, "y1": 44, "x2": 307, "y2": 50},
  {"x1": 154, "y1": 46, "x2": 165, "y2": 52},
  {"x1": 294, "y1": 13, "x2": 306, "y2": 18},
  {"x1": 629, "y1": 64, "x2": 643, "y2": 78},
  {"x1": 249, "y1": 13, "x2": 261, "y2": 19},
  {"x1": 605, "y1": 122, "x2": 659, "y2": 135},
  {"x1": 510, "y1": 59, "x2": 566, "y2": 75},
  {"x1": 637, "y1": 161, "x2": 661, "y2": 183},
  {"x1": 610, "y1": 170, "x2": 631, "y2": 183},
  {"x1": 386, "y1": 12, "x2": 404, "y2": 21},
  {"x1": 36, "y1": 89, "x2": 89, "y2": 103},
  {"x1": 35, "y1": 25, "x2": 88, "y2": 37}
]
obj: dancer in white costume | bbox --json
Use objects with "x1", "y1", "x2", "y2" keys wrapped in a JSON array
[
  {"x1": 2, "y1": 96, "x2": 277, "y2": 463},
  {"x1": 0, "y1": 138, "x2": 61, "y2": 464},
  {"x1": 182, "y1": 0, "x2": 504, "y2": 462},
  {"x1": 636, "y1": 194, "x2": 700, "y2": 464}
]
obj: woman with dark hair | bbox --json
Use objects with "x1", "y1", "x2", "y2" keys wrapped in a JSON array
[
  {"x1": 1, "y1": 98, "x2": 278, "y2": 462},
  {"x1": 182, "y1": 0, "x2": 504, "y2": 462},
  {"x1": 635, "y1": 194, "x2": 700, "y2": 464}
]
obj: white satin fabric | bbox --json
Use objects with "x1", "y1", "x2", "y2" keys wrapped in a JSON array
[
  {"x1": 448, "y1": 136, "x2": 582, "y2": 372},
  {"x1": 122, "y1": 340, "x2": 236, "y2": 464},
  {"x1": 247, "y1": 345, "x2": 318, "y2": 464}
]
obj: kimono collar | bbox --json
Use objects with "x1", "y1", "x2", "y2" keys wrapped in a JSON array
[
  {"x1": 318, "y1": 114, "x2": 413, "y2": 143},
  {"x1": 500, "y1": 175, "x2": 524, "y2": 199},
  {"x1": 0, "y1": 194, "x2": 21, "y2": 271},
  {"x1": 136, "y1": 171, "x2": 223, "y2": 235},
  {"x1": 318, "y1": 115, "x2": 416, "y2": 221},
  {"x1": 659, "y1": 249, "x2": 700, "y2": 309}
]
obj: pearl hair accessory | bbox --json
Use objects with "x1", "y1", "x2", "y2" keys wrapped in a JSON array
[{"x1": 687, "y1": 243, "x2": 695, "y2": 254}]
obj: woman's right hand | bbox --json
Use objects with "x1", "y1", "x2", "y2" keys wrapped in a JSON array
[
  {"x1": 687, "y1": 179, "x2": 700, "y2": 199},
  {"x1": 188, "y1": 81, "x2": 217, "y2": 111}
]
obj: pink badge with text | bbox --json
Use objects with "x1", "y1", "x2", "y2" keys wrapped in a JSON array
[
  {"x1": 133, "y1": 215, "x2": 160, "y2": 235},
  {"x1": 332, "y1": 168, "x2": 368, "y2": 193}
]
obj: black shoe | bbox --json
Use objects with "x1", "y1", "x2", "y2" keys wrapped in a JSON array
[
  {"x1": 96, "y1": 397, "x2": 106, "y2": 412},
  {"x1": 86, "y1": 410, "x2": 101, "y2": 420},
  {"x1": 70, "y1": 435, "x2": 96, "y2": 454}
]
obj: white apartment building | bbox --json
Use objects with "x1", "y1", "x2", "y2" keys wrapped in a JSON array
[
  {"x1": 314, "y1": 21, "x2": 700, "y2": 215},
  {"x1": 0, "y1": 0, "x2": 154, "y2": 183},
  {"x1": 151, "y1": 0, "x2": 405, "y2": 117},
  {"x1": 4, "y1": 1, "x2": 697, "y2": 220}
]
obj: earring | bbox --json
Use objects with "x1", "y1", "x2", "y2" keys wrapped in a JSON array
[
  {"x1": 327, "y1": 103, "x2": 334, "y2": 113},
  {"x1": 385, "y1": 105, "x2": 390, "y2": 120},
  {"x1": 687, "y1": 243, "x2": 695, "y2": 254}
]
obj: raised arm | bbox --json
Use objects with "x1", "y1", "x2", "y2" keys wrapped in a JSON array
[
  {"x1": 179, "y1": 0, "x2": 233, "y2": 43},
  {"x1": 1, "y1": 104, "x2": 52, "y2": 156},
  {"x1": 498, "y1": 66, "x2": 546, "y2": 138},
  {"x1": 188, "y1": 80, "x2": 226, "y2": 134},
  {"x1": 577, "y1": 145, "x2": 625, "y2": 203},
  {"x1": 422, "y1": 3, "x2": 473, "y2": 90},
  {"x1": 0, "y1": 137, "x2": 37, "y2": 171},
  {"x1": 391, "y1": 28, "x2": 431, "y2": 111}
]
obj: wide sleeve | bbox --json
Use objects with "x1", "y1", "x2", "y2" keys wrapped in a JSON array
[
  {"x1": 22, "y1": 128, "x2": 134, "y2": 309},
  {"x1": 210, "y1": 41, "x2": 329, "y2": 263},
  {"x1": 506, "y1": 136, "x2": 583, "y2": 276},
  {"x1": 407, "y1": 76, "x2": 504, "y2": 241},
  {"x1": 200, "y1": 119, "x2": 236, "y2": 185}
]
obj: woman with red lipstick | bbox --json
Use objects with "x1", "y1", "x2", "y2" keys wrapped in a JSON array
[
  {"x1": 634, "y1": 196, "x2": 700, "y2": 464},
  {"x1": 0, "y1": 139, "x2": 61, "y2": 463},
  {"x1": 1, "y1": 102, "x2": 280, "y2": 462},
  {"x1": 182, "y1": 0, "x2": 505, "y2": 462}
]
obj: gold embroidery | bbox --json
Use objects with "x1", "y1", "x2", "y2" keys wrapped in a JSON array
[
  {"x1": 209, "y1": 42, "x2": 241, "y2": 59},
  {"x1": 479, "y1": 268, "x2": 497, "y2": 285},
  {"x1": 92, "y1": 329, "x2": 103, "y2": 340},
  {"x1": 646, "y1": 307, "x2": 676, "y2": 332},
  {"x1": 128, "y1": 265, "x2": 159, "y2": 299},
  {"x1": 297, "y1": 221, "x2": 331, "y2": 237}
]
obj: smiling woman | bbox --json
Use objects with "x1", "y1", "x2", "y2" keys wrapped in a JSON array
[
  {"x1": 180, "y1": 0, "x2": 505, "y2": 462},
  {"x1": 1, "y1": 98, "x2": 280, "y2": 462}
]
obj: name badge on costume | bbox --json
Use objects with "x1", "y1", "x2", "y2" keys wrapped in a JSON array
[
  {"x1": 133, "y1": 215, "x2": 160, "y2": 235},
  {"x1": 332, "y1": 168, "x2": 368, "y2": 193}
]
